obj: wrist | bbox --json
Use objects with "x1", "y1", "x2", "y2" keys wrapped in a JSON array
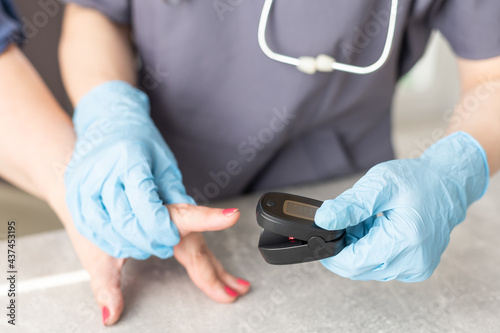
[
  {"x1": 421, "y1": 131, "x2": 489, "y2": 205},
  {"x1": 45, "y1": 180, "x2": 71, "y2": 227},
  {"x1": 73, "y1": 80, "x2": 151, "y2": 135},
  {"x1": 30, "y1": 128, "x2": 76, "y2": 206}
]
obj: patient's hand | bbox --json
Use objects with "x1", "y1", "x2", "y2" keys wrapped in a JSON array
[{"x1": 51, "y1": 196, "x2": 250, "y2": 326}]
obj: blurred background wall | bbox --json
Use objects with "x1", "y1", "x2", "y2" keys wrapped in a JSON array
[
  {"x1": 0, "y1": 1, "x2": 461, "y2": 238},
  {"x1": 13, "y1": 0, "x2": 72, "y2": 112}
]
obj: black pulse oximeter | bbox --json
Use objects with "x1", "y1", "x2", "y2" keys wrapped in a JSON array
[{"x1": 257, "y1": 192, "x2": 346, "y2": 265}]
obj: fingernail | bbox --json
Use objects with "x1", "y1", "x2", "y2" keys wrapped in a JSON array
[
  {"x1": 102, "y1": 306, "x2": 110, "y2": 325},
  {"x1": 222, "y1": 208, "x2": 238, "y2": 216},
  {"x1": 224, "y1": 285, "x2": 239, "y2": 297},
  {"x1": 236, "y1": 278, "x2": 250, "y2": 286}
]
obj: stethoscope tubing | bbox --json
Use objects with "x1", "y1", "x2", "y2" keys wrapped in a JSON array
[{"x1": 258, "y1": 0, "x2": 400, "y2": 75}]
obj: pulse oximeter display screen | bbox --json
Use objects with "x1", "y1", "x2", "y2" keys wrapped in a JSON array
[{"x1": 283, "y1": 200, "x2": 318, "y2": 221}]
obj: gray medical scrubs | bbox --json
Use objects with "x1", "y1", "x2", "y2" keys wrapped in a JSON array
[{"x1": 62, "y1": 0, "x2": 500, "y2": 203}]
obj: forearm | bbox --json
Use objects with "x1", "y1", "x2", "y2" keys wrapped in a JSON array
[
  {"x1": 59, "y1": 4, "x2": 136, "y2": 105},
  {"x1": 446, "y1": 76, "x2": 500, "y2": 176},
  {"x1": 0, "y1": 45, "x2": 75, "y2": 202}
]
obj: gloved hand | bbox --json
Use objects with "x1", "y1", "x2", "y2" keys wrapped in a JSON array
[
  {"x1": 65, "y1": 80, "x2": 194, "y2": 259},
  {"x1": 315, "y1": 132, "x2": 489, "y2": 282}
]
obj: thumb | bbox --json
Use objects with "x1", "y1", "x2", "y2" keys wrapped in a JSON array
[
  {"x1": 167, "y1": 204, "x2": 240, "y2": 236},
  {"x1": 89, "y1": 257, "x2": 126, "y2": 326},
  {"x1": 315, "y1": 172, "x2": 392, "y2": 230}
]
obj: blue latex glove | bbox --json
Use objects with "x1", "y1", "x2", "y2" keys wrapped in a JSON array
[
  {"x1": 315, "y1": 132, "x2": 489, "y2": 282},
  {"x1": 65, "y1": 81, "x2": 194, "y2": 260}
]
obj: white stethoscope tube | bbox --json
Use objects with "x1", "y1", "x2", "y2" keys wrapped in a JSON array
[{"x1": 258, "y1": 0, "x2": 399, "y2": 75}]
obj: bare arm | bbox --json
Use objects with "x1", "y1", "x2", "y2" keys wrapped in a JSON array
[
  {"x1": 0, "y1": 44, "x2": 94, "y2": 301},
  {"x1": 59, "y1": 3, "x2": 136, "y2": 105},
  {"x1": 446, "y1": 56, "x2": 500, "y2": 175},
  {"x1": 0, "y1": 44, "x2": 74, "y2": 203}
]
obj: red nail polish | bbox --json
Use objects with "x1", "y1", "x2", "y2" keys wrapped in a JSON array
[
  {"x1": 222, "y1": 208, "x2": 238, "y2": 216},
  {"x1": 236, "y1": 278, "x2": 250, "y2": 286},
  {"x1": 224, "y1": 285, "x2": 239, "y2": 297},
  {"x1": 102, "y1": 306, "x2": 110, "y2": 325}
]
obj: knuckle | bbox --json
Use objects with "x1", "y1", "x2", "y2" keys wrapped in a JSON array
[
  {"x1": 192, "y1": 243, "x2": 210, "y2": 262},
  {"x1": 367, "y1": 161, "x2": 394, "y2": 176},
  {"x1": 171, "y1": 203, "x2": 192, "y2": 218},
  {"x1": 398, "y1": 208, "x2": 425, "y2": 248},
  {"x1": 92, "y1": 285, "x2": 114, "y2": 303},
  {"x1": 115, "y1": 215, "x2": 138, "y2": 238},
  {"x1": 203, "y1": 271, "x2": 220, "y2": 289}
]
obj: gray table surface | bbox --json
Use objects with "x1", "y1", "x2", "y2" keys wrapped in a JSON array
[{"x1": 1, "y1": 174, "x2": 499, "y2": 333}]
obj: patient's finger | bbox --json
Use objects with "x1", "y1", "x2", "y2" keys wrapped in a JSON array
[{"x1": 174, "y1": 232, "x2": 245, "y2": 303}]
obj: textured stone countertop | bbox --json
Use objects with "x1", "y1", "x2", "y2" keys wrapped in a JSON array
[{"x1": 1, "y1": 173, "x2": 499, "y2": 333}]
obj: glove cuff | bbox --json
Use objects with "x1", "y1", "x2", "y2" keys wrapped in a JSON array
[
  {"x1": 421, "y1": 131, "x2": 490, "y2": 205},
  {"x1": 73, "y1": 81, "x2": 151, "y2": 135}
]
